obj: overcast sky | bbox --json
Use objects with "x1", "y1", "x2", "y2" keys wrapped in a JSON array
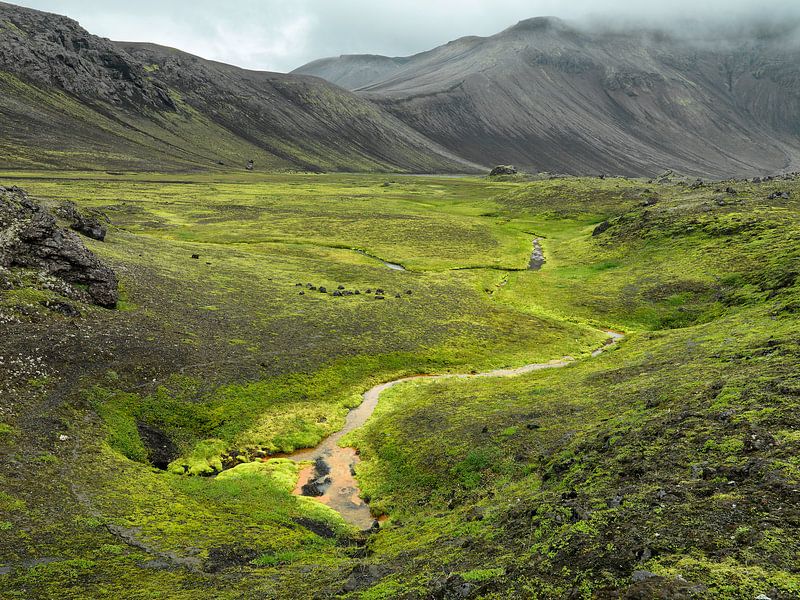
[{"x1": 11, "y1": 0, "x2": 800, "y2": 72}]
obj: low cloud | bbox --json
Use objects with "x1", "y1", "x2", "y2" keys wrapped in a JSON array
[{"x1": 11, "y1": 0, "x2": 800, "y2": 72}]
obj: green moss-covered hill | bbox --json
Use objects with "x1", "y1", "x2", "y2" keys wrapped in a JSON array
[{"x1": 1, "y1": 171, "x2": 799, "y2": 598}]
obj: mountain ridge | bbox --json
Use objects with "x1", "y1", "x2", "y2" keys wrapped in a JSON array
[
  {"x1": 0, "y1": 1, "x2": 480, "y2": 173},
  {"x1": 294, "y1": 16, "x2": 800, "y2": 177}
]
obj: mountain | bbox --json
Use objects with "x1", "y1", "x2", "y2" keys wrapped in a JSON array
[
  {"x1": 0, "y1": 2, "x2": 477, "y2": 173},
  {"x1": 294, "y1": 17, "x2": 800, "y2": 177}
]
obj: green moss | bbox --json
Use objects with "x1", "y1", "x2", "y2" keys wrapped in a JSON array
[
  {"x1": 0, "y1": 423, "x2": 15, "y2": 440},
  {"x1": 215, "y1": 459, "x2": 299, "y2": 492},
  {"x1": 2, "y1": 173, "x2": 800, "y2": 597},
  {"x1": 168, "y1": 438, "x2": 227, "y2": 475},
  {"x1": 0, "y1": 492, "x2": 25, "y2": 513}
]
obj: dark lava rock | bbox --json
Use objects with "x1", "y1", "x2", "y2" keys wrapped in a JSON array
[
  {"x1": 0, "y1": 187, "x2": 119, "y2": 307},
  {"x1": 768, "y1": 191, "x2": 790, "y2": 200},
  {"x1": 489, "y1": 165, "x2": 518, "y2": 176},
  {"x1": 622, "y1": 571, "x2": 705, "y2": 598},
  {"x1": 340, "y1": 564, "x2": 391, "y2": 593},
  {"x1": 301, "y1": 478, "x2": 330, "y2": 497},
  {"x1": 40, "y1": 300, "x2": 81, "y2": 317},
  {"x1": 191, "y1": 254, "x2": 200, "y2": 259},
  {"x1": 319, "y1": 286, "x2": 327, "y2": 293},
  {"x1": 70, "y1": 214, "x2": 107, "y2": 241},
  {"x1": 593, "y1": 220, "x2": 612, "y2": 236},
  {"x1": 246, "y1": 160, "x2": 254, "y2": 171},
  {"x1": 301, "y1": 458, "x2": 332, "y2": 496},
  {"x1": 333, "y1": 290, "x2": 343, "y2": 297},
  {"x1": 53, "y1": 201, "x2": 80, "y2": 221},
  {"x1": 430, "y1": 573, "x2": 473, "y2": 599}
]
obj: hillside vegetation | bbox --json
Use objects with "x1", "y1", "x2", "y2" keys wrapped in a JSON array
[
  {"x1": 0, "y1": 171, "x2": 798, "y2": 598},
  {"x1": 0, "y1": 3, "x2": 476, "y2": 173}
]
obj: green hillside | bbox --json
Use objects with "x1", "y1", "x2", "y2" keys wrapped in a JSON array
[{"x1": 1, "y1": 171, "x2": 798, "y2": 598}]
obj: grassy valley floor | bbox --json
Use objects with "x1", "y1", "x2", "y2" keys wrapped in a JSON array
[{"x1": 0, "y1": 172, "x2": 798, "y2": 598}]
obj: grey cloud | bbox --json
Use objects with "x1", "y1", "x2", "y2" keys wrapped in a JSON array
[{"x1": 10, "y1": 0, "x2": 800, "y2": 72}]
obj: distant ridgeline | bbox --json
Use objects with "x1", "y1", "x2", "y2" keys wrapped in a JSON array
[
  {"x1": 0, "y1": 2, "x2": 477, "y2": 173},
  {"x1": 2, "y1": 1, "x2": 800, "y2": 176},
  {"x1": 296, "y1": 16, "x2": 800, "y2": 178}
]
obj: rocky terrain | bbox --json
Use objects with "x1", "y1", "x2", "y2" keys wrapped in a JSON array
[
  {"x1": 295, "y1": 17, "x2": 800, "y2": 178},
  {"x1": 0, "y1": 171, "x2": 799, "y2": 599},
  {"x1": 0, "y1": 2, "x2": 477, "y2": 173},
  {"x1": 0, "y1": 186, "x2": 117, "y2": 307},
  {"x1": 1, "y1": 2, "x2": 800, "y2": 598}
]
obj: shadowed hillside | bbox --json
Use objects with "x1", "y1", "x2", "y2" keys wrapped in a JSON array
[{"x1": 0, "y1": 2, "x2": 479, "y2": 173}]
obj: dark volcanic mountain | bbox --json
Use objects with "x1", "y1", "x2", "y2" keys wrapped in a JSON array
[
  {"x1": 294, "y1": 17, "x2": 800, "y2": 177},
  {"x1": 0, "y1": 2, "x2": 477, "y2": 172}
]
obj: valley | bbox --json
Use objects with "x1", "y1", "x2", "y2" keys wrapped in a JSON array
[
  {"x1": 1, "y1": 2, "x2": 800, "y2": 598},
  {"x1": 1, "y1": 171, "x2": 799, "y2": 598}
]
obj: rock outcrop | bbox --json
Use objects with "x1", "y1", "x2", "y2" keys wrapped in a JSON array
[
  {"x1": 0, "y1": 3, "x2": 480, "y2": 174},
  {"x1": 0, "y1": 3, "x2": 174, "y2": 109},
  {"x1": 0, "y1": 186, "x2": 118, "y2": 307},
  {"x1": 490, "y1": 165, "x2": 518, "y2": 176}
]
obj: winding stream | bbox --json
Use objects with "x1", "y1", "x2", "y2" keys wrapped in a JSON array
[
  {"x1": 284, "y1": 330, "x2": 624, "y2": 529},
  {"x1": 529, "y1": 238, "x2": 545, "y2": 270},
  {"x1": 354, "y1": 249, "x2": 406, "y2": 271}
]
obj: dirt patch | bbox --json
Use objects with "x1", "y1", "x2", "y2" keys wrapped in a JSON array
[
  {"x1": 136, "y1": 423, "x2": 179, "y2": 470},
  {"x1": 293, "y1": 517, "x2": 338, "y2": 539}
]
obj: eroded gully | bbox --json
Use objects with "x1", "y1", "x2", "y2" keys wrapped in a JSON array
[{"x1": 282, "y1": 330, "x2": 625, "y2": 530}]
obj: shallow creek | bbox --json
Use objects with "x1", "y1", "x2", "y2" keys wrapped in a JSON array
[
  {"x1": 354, "y1": 249, "x2": 405, "y2": 271},
  {"x1": 282, "y1": 331, "x2": 624, "y2": 530}
]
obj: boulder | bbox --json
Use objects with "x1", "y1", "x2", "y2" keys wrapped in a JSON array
[
  {"x1": 70, "y1": 215, "x2": 107, "y2": 241},
  {"x1": 489, "y1": 165, "x2": 518, "y2": 177},
  {"x1": 592, "y1": 220, "x2": 612, "y2": 236},
  {"x1": 768, "y1": 191, "x2": 790, "y2": 200},
  {"x1": 40, "y1": 300, "x2": 81, "y2": 317},
  {"x1": 0, "y1": 187, "x2": 118, "y2": 307}
]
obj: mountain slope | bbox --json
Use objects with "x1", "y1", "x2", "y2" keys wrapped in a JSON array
[
  {"x1": 0, "y1": 2, "x2": 478, "y2": 173},
  {"x1": 294, "y1": 17, "x2": 800, "y2": 177}
]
